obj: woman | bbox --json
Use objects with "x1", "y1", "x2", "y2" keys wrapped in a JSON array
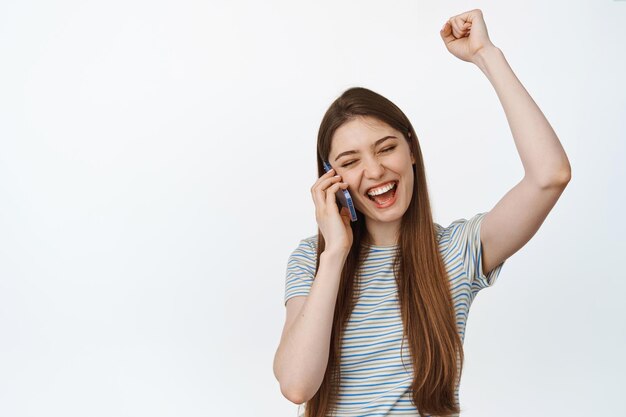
[{"x1": 273, "y1": 9, "x2": 571, "y2": 417}]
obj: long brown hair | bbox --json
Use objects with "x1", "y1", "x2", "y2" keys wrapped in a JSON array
[{"x1": 306, "y1": 87, "x2": 463, "y2": 417}]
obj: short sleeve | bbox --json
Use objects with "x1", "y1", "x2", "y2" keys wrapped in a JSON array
[
  {"x1": 284, "y1": 237, "x2": 318, "y2": 306},
  {"x1": 446, "y1": 212, "x2": 505, "y2": 297}
]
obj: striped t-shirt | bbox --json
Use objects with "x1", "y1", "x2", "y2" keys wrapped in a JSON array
[{"x1": 283, "y1": 212, "x2": 506, "y2": 417}]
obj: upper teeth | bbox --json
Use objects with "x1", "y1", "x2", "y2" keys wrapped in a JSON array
[{"x1": 367, "y1": 182, "x2": 396, "y2": 196}]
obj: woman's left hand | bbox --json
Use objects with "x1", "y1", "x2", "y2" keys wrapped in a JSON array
[{"x1": 440, "y1": 9, "x2": 496, "y2": 64}]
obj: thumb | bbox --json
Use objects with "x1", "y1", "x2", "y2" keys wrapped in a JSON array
[
  {"x1": 440, "y1": 21, "x2": 453, "y2": 41},
  {"x1": 340, "y1": 206, "x2": 351, "y2": 225}
]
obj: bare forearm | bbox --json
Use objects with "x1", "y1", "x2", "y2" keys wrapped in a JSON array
[
  {"x1": 274, "y1": 250, "x2": 347, "y2": 403},
  {"x1": 474, "y1": 46, "x2": 571, "y2": 185}
]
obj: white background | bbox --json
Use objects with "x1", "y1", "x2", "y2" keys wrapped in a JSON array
[{"x1": 1, "y1": 1, "x2": 624, "y2": 416}]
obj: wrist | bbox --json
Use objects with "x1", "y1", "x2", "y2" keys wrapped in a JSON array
[
  {"x1": 472, "y1": 45, "x2": 502, "y2": 71},
  {"x1": 321, "y1": 248, "x2": 349, "y2": 263}
]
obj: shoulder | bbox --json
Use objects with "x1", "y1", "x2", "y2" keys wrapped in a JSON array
[
  {"x1": 284, "y1": 234, "x2": 319, "y2": 304},
  {"x1": 434, "y1": 213, "x2": 489, "y2": 258},
  {"x1": 297, "y1": 234, "x2": 318, "y2": 252},
  {"x1": 288, "y1": 234, "x2": 318, "y2": 263},
  {"x1": 435, "y1": 213, "x2": 487, "y2": 240},
  {"x1": 301, "y1": 234, "x2": 318, "y2": 250}
]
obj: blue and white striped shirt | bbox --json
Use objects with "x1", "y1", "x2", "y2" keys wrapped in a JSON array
[{"x1": 284, "y1": 212, "x2": 506, "y2": 416}]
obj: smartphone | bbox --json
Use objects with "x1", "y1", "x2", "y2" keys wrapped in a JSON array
[{"x1": 323, "y1": 160, "x2": 358, "y2": 222}]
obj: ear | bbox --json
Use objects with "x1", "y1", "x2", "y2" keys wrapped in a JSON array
[{"x1": 411, "y1": 152, "x2": 415, "y2": 165}]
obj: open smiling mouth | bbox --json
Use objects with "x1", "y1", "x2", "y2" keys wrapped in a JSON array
[{"x1": 366, "y1": 181, "x2": 398, "y2": 207}]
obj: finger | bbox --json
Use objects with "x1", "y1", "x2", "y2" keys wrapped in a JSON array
[
  {"x1": 312, "y1": 186, "x2": 324, "y2": 217},
  {"x1": 313, "y1": 180, "x2": 335, "y2": 212},
  {"x1": 312, "y1": 169, "x2": 340, "y2": 192},
  {"x1": 441, "y1": 21, "x2": 458, "y2": 44},
  {"x1": 311, "y1": 172, "x2": 341, "y2": 201},
  {"x1": 452, "y1": 16, "x2": 472, "y2": 37},
  {"x1": 457, "y1": 10, "x2": 482, "y2": 31},
  {"x1": 324, "y1": 182, "x2": 348, "y2": 209},
  {"x1": 325, "y1": 181, "x2": 347, "y2": 205},
  {"x1": 312, "y1": 177, "x2": 336, "y2": 212},
  {"x1": 339, "y1": 206, "x2": 351, "y2": 226},
  {"x1": 314, "y1": 175, "x2": 343, "y2": 197},
  {"x1": 318, "y1": 167, "x2": 336, "y2": 181},
  {"x1": 440, "y1": 20, "x2": 450, "y2": 35},
  {"x1": 324, "y1": 182, "x2": 340, "y2": 211},
  {"x1": 450, "y1": 18, "x2": 463, "y2": 38},
  {"x1": 313, "y1": 176, "x2": 343, "y2": 213},
  {"x1": 315, "y1": 167, "x2": 336, "y2": 184}
]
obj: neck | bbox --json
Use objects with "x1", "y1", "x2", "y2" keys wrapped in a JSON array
[{"x1": 365, "y1": 219, "x2": 400, "y2": 246}]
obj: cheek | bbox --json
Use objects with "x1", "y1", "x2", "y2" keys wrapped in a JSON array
[
  {"x1": 346, "y1": 181, "x2": 359, "y2": 197},
  {"x1": 404, "y1": 175, "x2": 415, "y2": 198},
  {"x1": 339, "y1": 172, "x2": 356, "y2": 185},
  {"x1": 342, "y1": 176, "x2": 361, "y2": 198}
]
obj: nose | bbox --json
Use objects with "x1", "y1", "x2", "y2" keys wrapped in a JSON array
[{"x1": 363, "y1": 156, "x2": 385, "y2": 179}]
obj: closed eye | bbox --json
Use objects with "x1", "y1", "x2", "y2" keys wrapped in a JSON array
[{"x1": 340, "y1": 146, "x2": 397, "y2": 168}]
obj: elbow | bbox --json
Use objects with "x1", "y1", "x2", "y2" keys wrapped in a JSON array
[
  {"x1": 551, "y1": 168, "x2": 571, "y2": 187},
  {"x1": 274, "y1": 348, "x2": 321, "y2": 404},
  {"x1": 556, "y1": 159, "x2": 573, "y2": 185},
  {"x1": 276, "y1": 369, "x2": 316, "y2": 404},
  {"x1": 275, "y1": 368, "x2": 316, "y2": 404},
  {"x1": 562, "y1": 167, "x2": 572, "y2": 184},
  {"x1": 532, "y1": 167, "x2": 572, "y2": 189},
  {"x1": 274, "y1": 356, "x2": 312, "y2": 405},
  {"x1": 279, "y1": 383, "x2": 310, "y2": 405}
]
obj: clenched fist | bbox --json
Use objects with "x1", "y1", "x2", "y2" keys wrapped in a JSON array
[{"x1": 440, "y1": 9, "x2": 497, "y2": 64}]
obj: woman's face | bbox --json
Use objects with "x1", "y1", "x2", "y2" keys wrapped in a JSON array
[{"x1": 328, "y1": 115, "x2": 415, "y2": 226}]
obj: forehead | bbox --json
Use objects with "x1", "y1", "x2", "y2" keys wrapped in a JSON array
[{"x1": 330, "y1": 116, "x2": 398, "y2": 153}]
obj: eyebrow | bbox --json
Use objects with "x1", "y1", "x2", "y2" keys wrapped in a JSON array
[{"x1": 334, "y1": 136, "x2": 398, "y2": 162}]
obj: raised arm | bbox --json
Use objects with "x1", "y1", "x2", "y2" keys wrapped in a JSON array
[{"x1": 441, "y1": 9, "x2": 571, "y2": 274}]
